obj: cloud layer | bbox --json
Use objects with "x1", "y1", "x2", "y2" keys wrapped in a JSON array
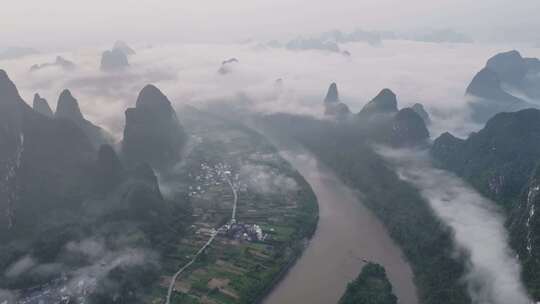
[
  {"x1": 3, "y1": 40, "x2": 540, "y2": 141},
  {"x1": 2, "y1": 237, "x2": 157, "y2": 303},
  {"x1": 378, "y1": 147, "x2": 531, "y2": 304}
]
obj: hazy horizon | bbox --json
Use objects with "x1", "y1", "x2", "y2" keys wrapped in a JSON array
[
  {"x1": 5, "y1": 40, "x2": 539, "y2": 140},
  {"x1": 2, "y1": 0, "x2": 540, "y2": 48}
]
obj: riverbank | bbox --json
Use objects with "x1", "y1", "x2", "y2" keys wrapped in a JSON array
[
  {"x1": 155, "y1": 108, "x2": 319, "y2": 304},
  {"x1": 262, "y1": 149, "x2": 418, "y2": 304}
]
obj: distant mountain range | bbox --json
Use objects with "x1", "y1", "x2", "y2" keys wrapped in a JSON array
[
  {"x1": 264, "y1": 28, "x2": 473, "y2": 54},
  {"x1": 30, "y1": 56, "x2": 75, "y2": 72}
]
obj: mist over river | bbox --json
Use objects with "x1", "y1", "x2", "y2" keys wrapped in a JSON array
[{"x1": 263, "y1": 149, "x2": 418, "y2": 304}]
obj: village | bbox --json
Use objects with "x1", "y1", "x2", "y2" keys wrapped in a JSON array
[{"x1": 155, "y1": 111, "x2": 318, "y2": 304}]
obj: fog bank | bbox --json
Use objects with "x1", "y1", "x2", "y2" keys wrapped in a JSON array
[
  {"x1": 378, "y1": 148, "x2": 531, "y2": 304},
  {"x1": 2, "y1": 41, "x2": 540, "y2": 140}
]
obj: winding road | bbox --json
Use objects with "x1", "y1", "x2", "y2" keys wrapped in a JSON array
[
  {"x1": 164, "y1": 174, "x2": 238, "y2": 304},
  {"x1": 165, "y1": 233, "x2": 217, "y2": 304},
  {"x1": 165, "y1": 147, "x2": 418, "y2": 304},
  {"x1": 225, "y1": 176, "x2": 238, "y2": 222}
]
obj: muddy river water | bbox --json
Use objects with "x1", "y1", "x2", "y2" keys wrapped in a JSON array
[{"x1": 263, "y1": 150, "x2": 418, "y2": 304}]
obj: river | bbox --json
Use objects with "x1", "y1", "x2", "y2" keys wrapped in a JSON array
[{"x1": 263, "y1": 150, "x2": 418, "y2": 304}]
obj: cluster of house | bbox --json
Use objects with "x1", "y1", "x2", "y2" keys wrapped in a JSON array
[
  {"x1": 218, "y1": 222, "x2": 267, "y2": 242},
  {"x1": 188, "y1": 162, "x2": 233, "y2": 196}
]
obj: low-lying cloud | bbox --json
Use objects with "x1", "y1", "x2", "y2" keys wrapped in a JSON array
[
  {"x1": 0, "y1": 289, "x2": 17, "y2": 304},
  {"x1": 2, "y1": 237, "x2": 158, "y2": 303},
  {"x1": 3, "y1": 40, "x2": 540, "y2": 140},
  {"x1": 378, "y1": 147, "x2": 531, "y2": 304},
  {"x1": 239, "y1": 163, "x2": 298, "y2": 194},
  {"x1": 4, "y1": 255, "x2": 36, "y2": 278}
]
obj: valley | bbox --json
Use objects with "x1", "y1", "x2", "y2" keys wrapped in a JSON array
[
  {"x1": 2, "y1": 5, "x2": 540, "y2": 301},
  {"x1": 262, "y1": 149, "x2": 418, "y2": 304},
  {"x1": 152, "y1": 108, "x2": 319, "y2": 304}
]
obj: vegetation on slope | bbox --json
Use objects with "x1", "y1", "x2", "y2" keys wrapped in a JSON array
[
  {"x1": 339, "y1": 263, "x2": 397, "y2": 304},
  {"x1": 260, "y1": 113, "x2": 471, "y2": 304}
]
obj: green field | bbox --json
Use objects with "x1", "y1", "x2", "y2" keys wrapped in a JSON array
[{"x1": 151, "y1": 108, "x2": 318, "y2": 304}]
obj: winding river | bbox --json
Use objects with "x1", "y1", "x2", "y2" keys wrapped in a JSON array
[{"x1": 263, "y1": 149, "x2": 419, "y2": 304}]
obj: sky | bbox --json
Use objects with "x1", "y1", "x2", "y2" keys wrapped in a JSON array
[{"x1": 1, "y1": 0, "x2": 540, "y2": 48}]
